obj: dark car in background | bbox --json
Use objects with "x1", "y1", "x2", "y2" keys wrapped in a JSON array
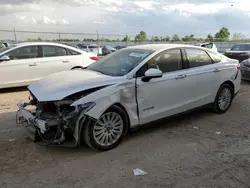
[
  {"x1": 115, "y1": 45, "x2": 127, "y2": 50},
  {"x1": 240, "y1": 59, "x2": 250, "y2": 80},
  {"x1": 224, "y1": 43, "x2": 250, "y2": 63},
  {"x1": 101, "y1": 45, "x2": 116, "y2": 56}
]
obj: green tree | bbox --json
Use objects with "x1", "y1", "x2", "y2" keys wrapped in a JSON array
[
  {"x1": 214, "y1": 27, "x2": 230, "y2": 41},
  {"x1": 232, "y1": 33, "x2": 247, "y2": 41},
  {"x1": 37, "y1": 37, "x2": 42, "y2": 42},
  {"x1": 122, "y1": 35, "x2": 131, "y2": 42},
  {"x1": 206, "y1": 34, "x2": 213, "y2": 42},
  {"x1": 135, "y1": 31, "x2": 147, "y2": 41},
  {"x1": 151, "y1": 36, "x2": 161, "y2": 42},
  {"x1": 99, "y1": 37, "x2": 106, "y2": 42},
  {"x1": 196, "y1": 38, "x2": 204, "y2": 42},
  {"x1": 182, "y1": 34, "x2": 195, "y2": 41},
  {"x1": 171, "y1": 34, "x2": 180, "y2": 41},
  {"x1": 160, "y1": 36, "x2": 170, "y2": 41}
]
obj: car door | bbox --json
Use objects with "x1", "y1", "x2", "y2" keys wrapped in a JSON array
[
  {"x1": 136, "y1": 48, "x2": 194, "y2": 124},
  {"x1": 0, "y1": 45, "x2": 41, "y2": 88},
  {"x1": 182, "y1": 48, "x2": 222, "y2": 107},
  {"x1": 32, "y1": 45, "x2": 72, "y2": 79}
]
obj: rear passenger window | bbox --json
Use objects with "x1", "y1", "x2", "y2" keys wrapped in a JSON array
[
  {"x1": 42, "y1": 46, "x2": 67, "y2": 57},
  {"x1": 207, "y1": 51, "x2": 222, "y2": 63},
  {"x1": 147, "y1": 49, "x2": 182, "y2": 73},
  {"x1": 69, "y1": 50, "x2": 81, "y2": 55},
  {"x1": 186, "y1": 49, "x2": 213, "y2": 68}
]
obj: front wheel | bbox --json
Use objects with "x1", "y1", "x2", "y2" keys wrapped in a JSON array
[
  {"x1": 212, "y1": 84, "x2": 233, "y2": 113},
  {"x1": 83, "y1": 105, "x2": 128, "y2": 151}
]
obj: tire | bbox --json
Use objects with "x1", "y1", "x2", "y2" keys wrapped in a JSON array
[
  {"x1": 83, "y1": 105, "x2": 129, "y2": 151},
  {"x1": 212, "y1": 83, "x2": 234, "y2": 114}
]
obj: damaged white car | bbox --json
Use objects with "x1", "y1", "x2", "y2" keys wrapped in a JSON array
[{"x1": 17, "y1": 44, "x2": 241, "y2": 151}]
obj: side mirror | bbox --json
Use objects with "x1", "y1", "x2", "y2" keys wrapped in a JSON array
[
  {"x1": 141, "y1": 68, "x2": 163, "y2": 82},
  {"x1": 0, "y1": 55, "x2": 10, "y2": 62}
]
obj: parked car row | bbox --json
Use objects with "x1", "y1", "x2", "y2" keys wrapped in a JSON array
[
  {"x1": 63, "y1": 43, "x2": 118, "y2": 56},
  {"x1": 224, "y1": 43, "x2": 250, "y2": 80},
  {"x1": 0, "y1": 42, "x2": 9, "y2": 49},
  {"x1": 16, "y1": 43, "x2": 241, "y2": 151}
]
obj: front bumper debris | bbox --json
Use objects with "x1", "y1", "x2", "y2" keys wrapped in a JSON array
[
  {"x1": 16, "y1": 102, "x2": 86, "y2": 147},
  {"x1": 17, "y1": 102, "x2": 48, "y2": 133},
  {"x1": 16, "y1": 102, "x2": 49, "y2": 142}
]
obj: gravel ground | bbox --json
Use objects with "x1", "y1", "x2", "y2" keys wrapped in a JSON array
[{"x1": 1, "y1": 83, "x2": 250, "y2": 188}]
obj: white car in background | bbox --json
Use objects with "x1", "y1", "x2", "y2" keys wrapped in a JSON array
[
  {"x1": 17, "y1": 44, "x2": 241, "y2": 151},
  {"x1": 199, "y1": 42, "x2": 218, "y2": 52},
  {"x1": 76, "y1": 44, "x2": 102, "y2": 55},
  {"x1": 0, "y1": 42, "x2": 98, "y2": 89}
]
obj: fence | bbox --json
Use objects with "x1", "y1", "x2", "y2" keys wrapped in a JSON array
[{"x1": 1, "y1": 29, "x2": 249, "y2": 53}]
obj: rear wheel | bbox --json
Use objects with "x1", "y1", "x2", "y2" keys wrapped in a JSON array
[
  {"x1": 212, "y1": 84, "x2": 233, "y2": 113},
  {"x1": 83, "y1": 105, "x2": 128, "y2": 151}
]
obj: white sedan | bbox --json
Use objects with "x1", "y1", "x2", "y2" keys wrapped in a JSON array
[
  {"x1": 0, "y1": 42, "x2": 98, "y2": 89},
  {"x1": 199, "y1": 42, "x2": 218, "y2": 52},
  {"x1": 17, "y1": 44, "x2": 241, "y2": 151}
]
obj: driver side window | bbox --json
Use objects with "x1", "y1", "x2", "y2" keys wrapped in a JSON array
[{"x1": 136, "y1": 49, "x2": 182, "y2": 77}]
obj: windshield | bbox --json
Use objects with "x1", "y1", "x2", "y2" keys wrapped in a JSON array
[
  {"x1": 87, "y1": 48, "x2": 154, "y2": 76},
  {"x1": 231, "y1": 44, "x2": 250, "y2": 51}
]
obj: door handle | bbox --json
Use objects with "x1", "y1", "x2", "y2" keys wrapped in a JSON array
[
  {"x1": 175, "y1": 74, "x2": 186, "y2": 79},
  {"x1": 62, "y1": 60, "x2": 69, "y2": 63},
  {"x1": 28, "y1": 63, "x2": 37, "y2": 66},
  {"x1": 213, "y1": 68, "x2": 220, "y2": 72}
]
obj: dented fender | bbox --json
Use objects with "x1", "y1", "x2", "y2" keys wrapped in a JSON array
[{"x1": 71, "y1": 79, "x2": 139, "y2": 127}]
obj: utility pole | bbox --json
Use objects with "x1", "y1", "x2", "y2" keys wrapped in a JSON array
[
  {"x1": 96, "y1": 30, "x2": 100, "y2": 56},
  {"x1": 13, "y1": 27, "x2": 17, "y2": 43},
  {"x1": 58, "y1": 32, "x2": 61, "y2": 42},
  {"x1": 125, "y1": 33, "x2": 128, "y2": 47}
]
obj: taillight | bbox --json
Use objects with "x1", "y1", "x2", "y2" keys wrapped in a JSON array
[
  {"x1": 90, "y1": 56, "x2": 99, "y2": 61},
  {"x1": 236, "y1": 65, "x2": 241, "y2": 70}
]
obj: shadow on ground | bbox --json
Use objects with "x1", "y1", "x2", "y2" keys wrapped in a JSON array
[{"x1": 0, "y1": 86, "x2": 28, "y2": 94}]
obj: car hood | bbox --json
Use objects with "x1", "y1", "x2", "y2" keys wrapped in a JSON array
[{"x1": 28, "y1": 69, "x2": 124, "y2": 101}]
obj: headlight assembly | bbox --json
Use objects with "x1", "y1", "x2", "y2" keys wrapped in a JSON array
[{"x1": 77, "y1": 102, "x2": 96, "y2": 112}]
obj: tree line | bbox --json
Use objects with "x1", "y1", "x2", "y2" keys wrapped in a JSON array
[{"x1": 25, "y1": 27, "x2": 249, "y2": 43}]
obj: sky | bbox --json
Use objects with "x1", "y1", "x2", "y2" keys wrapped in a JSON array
[{"x1": 0, "y1": 0, "x2": 250, "y2": 40}]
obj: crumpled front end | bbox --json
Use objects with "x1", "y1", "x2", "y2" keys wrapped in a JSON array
[{"x1": 16, "y1": 92, "x2": 95, "y2": 146}]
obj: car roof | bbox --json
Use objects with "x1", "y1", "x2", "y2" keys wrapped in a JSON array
[
  {"x1": 0, "y1": 42, "x2": 88, "y2": 55},
  {"x1": 16, "y1": 42, "x2": 69, "y2": 47},
  {"x1": 126, "y1": 44, "x2": 208, "y2": 52},
  {"x1": 15, "y1": 42, "x2": 85, "y2": 52}
]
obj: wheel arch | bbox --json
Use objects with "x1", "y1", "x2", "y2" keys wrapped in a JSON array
[
  {"x1": 221, "y1": 80, "x2": 235, "y2": 94},
  {"x1": 71, "y1": 66, "x2": 84, "y2": 70},
  {"x1": 107, "y1": 103, "x2": 131, "y2": 129}
]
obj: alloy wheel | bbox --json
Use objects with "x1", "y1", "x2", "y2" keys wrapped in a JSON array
[
  {"x1": 218, "y1": 88, "x2": 232, "y2": 111},
  {"x1": 93, "y1": 112, "x2": 124, "y2": 147}
]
